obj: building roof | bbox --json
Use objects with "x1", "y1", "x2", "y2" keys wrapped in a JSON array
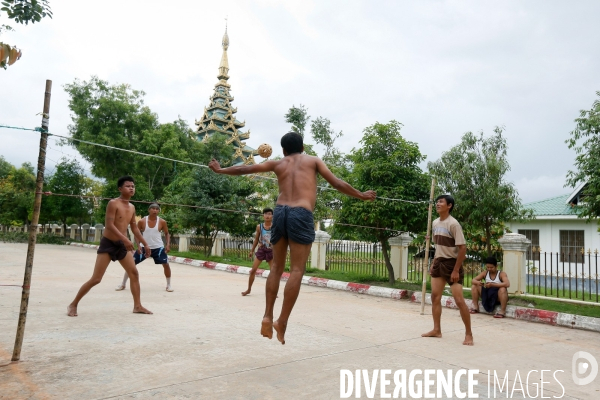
[{"x1": 524, "y1": 194, "x2": 579, "y2": 216}]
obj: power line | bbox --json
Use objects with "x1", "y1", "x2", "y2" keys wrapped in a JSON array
[{"x1": 1, "y1": 124, "x2": 431, "y2": 204}]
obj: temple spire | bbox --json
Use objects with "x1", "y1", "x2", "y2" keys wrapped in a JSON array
[{"x1": 218, "y1": 24, "x2": 229, "y2": 81}]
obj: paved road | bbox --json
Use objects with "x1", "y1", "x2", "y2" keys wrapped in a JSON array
[{"x1": 1, "y1": 243, "x2": 598, "y2": 399}]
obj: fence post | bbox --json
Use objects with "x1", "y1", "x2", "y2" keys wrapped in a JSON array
[
  {"x1": 311, "y1": 230, "x2": 331, "y2": 270},
  {"x1": 94, "y1": 224, "x2": 104, "y2": 242},
  {"x1": 498, "y1": 233, "x2": 531, "y2": 294},
  {"x1": 211, "y1": 232, "x2": 228, "y2": 257},
  {"x1": 70, "y1": 224, "x2": 78, "y2": 240},
  {"x1": 388, "y1": 233, "x2": 413, "y2": 281},
  {"x1": 179, "y1": 234, "x2": 190, "y2": 252},
  {"x1": 81, "y1": 224, "x2": 90, "y2": 242}
]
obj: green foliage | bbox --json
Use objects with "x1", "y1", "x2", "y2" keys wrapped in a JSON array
[
  {"x1": 337, "y1": 121, "x2": 430, "y2": 282},
  {"x1": 284, "y1": 104, "x2": 309, "y2": 137},
  {"x1": 0, "y1": 161, "x2": 36, "y2": 226},
  {"x1": 40, "y1": 158, "x2": 91, "y2": 233},
  {"x1": 428, "y1": 127, "x2": 532, "y2": 255},
  {"x1": 0, "y1": 155, "x2": 12, "y2": 179},
  {"x1": 565, "y1": 91, "x2": 600, "y2": 220},
  {"x1": 1, "y1": 0, "x2": 52, "y2": 24},
  {"x1": 0, "y1": 231, "x2": 67, "y2": 244},
  {"x1": 161, "y1": 136, "x2": 261, "y2": 256},
  {"x1": 64, "y1": 77, "x2": 201, "y2": 200}
]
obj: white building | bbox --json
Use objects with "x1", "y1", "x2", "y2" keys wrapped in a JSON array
[{"x1": 506, "y1": 183, "x2": 600, "y2": 256}]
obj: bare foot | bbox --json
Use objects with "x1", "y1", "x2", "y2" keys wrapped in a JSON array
[
  {"x1": 273, "y1": 319, "x2": 286, "y2": 345},
  {"x1": 463, "y1": 334, "x2": 474, "y2": 346},
  {"x1": 241, "y1": 290, "x2": 251, "y2": 296},
  {"x1": 67, "y1": 305, "x2": 78, "y2": 317},
  {"x1": 421, "y1": 330, "x2": 442, "y2": 338},
  {"x1": 261, "y1": 317, "x2": 273, "y2": 339},
  {"x1": 133, "y1": 305, "x2": 153, "y2": 314}
]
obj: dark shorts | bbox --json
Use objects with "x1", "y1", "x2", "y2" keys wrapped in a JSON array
[
  {"x1": 134, "y1": 247, "x2": 169, "y2": 265},
  {"x1": 430, "y1": 257, "x2": 464, "y2": 286},
  {"x1": 255, "y1": 246, "x2": 273, "y2": 262},
  {"x1": 97, "y1": 237, "x2": 128, "y2": 262},
  {"x1": 271, "y1": 205, "x2": 315, "y2": 245}
]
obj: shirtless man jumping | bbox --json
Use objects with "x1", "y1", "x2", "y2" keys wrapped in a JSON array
[
  {"x1": 67, "y1": 176, "x2": 153, "y2": 316},
  {"x1": 209, "y1": 132, "x2": 376, "y2": 344}
]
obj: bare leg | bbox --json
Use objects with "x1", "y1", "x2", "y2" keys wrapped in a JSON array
[
  {"x1": 242, "y1": 257, "x2": 262, "y2": 296},
  {"x1": 163, "y1": 263, "x2": 173, "y2": 292},
  {"x1": 274, "y1": 240, "x2": 312, "y2": 345},
  {"x1": 68, "y1": 253, "x2": 112, "y2": 316},
  {"x1": 451, "y1": 283, "x2": 473, "y2": 345},
  {"x1": 118, "y1": 256, "x2": 152, "y2": 314},
  {"x1": 262, "y1": 238, "x2": 288, "y2": 339},
  {"x1": 421, "y1": 277, "x2": 446, "y2": 338},
  {"x1": 498, "y1": 287, "x2": 508, "y2": 315},
  {"x1": 470, "y1": 285, "x2": 481, "y2": 312}
]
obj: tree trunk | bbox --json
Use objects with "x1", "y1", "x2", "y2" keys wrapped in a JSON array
[{"x1": 380, "y1": 238, "x2": 395, "y2": 284}]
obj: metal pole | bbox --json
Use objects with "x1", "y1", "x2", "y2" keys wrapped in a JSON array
[
  {"x1": 12, "y1": 80, "x2": 52, "y2": 362},
  {"x1": 420, "y1": 178, "x2": 436, "y2": 315}
]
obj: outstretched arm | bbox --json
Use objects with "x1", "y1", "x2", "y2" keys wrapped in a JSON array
[
  {"x1": 315, "y1": 159, "x2": 376, "y2": 201},
  {"x1": 209, "y1": 159, "x2": 277, "y2": 175}
]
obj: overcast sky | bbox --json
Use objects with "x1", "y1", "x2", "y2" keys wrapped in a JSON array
[{"x1": 1, "y1": 0, "x2": 599, "y2": 203}]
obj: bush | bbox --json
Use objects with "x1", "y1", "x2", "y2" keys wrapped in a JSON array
[{"x1": 0, "y1": 231, "x2": 68, "y2": 245}]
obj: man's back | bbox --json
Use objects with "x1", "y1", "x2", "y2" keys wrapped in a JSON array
[{"x1": 273, "y1": 154, "x2": 319, "y2": 211}]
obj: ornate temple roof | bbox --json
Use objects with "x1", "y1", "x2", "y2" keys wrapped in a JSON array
[{"x1": 195, "y1": 27, "x2": 258, "y2": 165}]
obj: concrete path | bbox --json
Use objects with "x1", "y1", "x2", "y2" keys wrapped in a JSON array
[{"x1": 1, "y1": 243, "x2": 598, "y2": 399}]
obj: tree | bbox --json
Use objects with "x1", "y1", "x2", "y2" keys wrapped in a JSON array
[
  {"x1": 161, "y1": 134, "x2": 260, "y2": 256},
  {"x1": 337, "y1": 121, "x2": 431, "y2": 283},
  {"x1": 284, "y1": 104, "x2": 310, "y2": 137},
  {"x1": 0, "y1": 161, "x2": 35, "y2": 226},
  {"x1": 64, "y1": 77, "x2": 202, "y2": 200},
  {"x1": 566, "y1": 91, "x2": 600, "y2": 220},
  {"x1": 41, "y1": 158, "x2": 90, "y2": 235},
  {"x1": 1, "y1": 0, "x2": 52, "y2": 69},
  {"x1": 428, "y1": 127, "x2": 532, "y2": 256},
  {"x1": 0, "y1": 155, "x2": 12, "y2": 179}
]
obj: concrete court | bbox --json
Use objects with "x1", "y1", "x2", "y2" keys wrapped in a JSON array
[{"x1": 0, "y1": 243, "x2": 599, "y2": 400}]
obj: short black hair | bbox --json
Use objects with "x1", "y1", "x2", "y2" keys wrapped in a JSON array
[
  {"x1": 280, "y1": 131, "x2": 303, "y2": 155},
  {"x1": 485, "y1": 256, "x2": 498, "y2": 266},
  {"x1": 435, "y1": 194, "x2": 455, "y2": 213},
  {"x1": 148, "y1": 203, "x2": 160, "y2": 210},
  {"x1": 263, "y1": 208, "x2": 273, "y2": 214},
  {"x1": 117, "y1": 176, "x2": 135, "y2": 188}
]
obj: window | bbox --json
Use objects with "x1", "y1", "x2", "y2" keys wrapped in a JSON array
[
  {"x1": 559, "y1": 230, "x2": 585, "y2": 263},
  {"x1": 518, "y1": 229, "x2": 540, "y2": 261}
]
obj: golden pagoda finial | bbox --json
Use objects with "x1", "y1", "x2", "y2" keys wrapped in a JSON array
[{"x1": 218, "y1": 21, "x2": 230, "y2": 80}]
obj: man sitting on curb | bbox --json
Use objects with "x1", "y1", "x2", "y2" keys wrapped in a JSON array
[{"x1": 470, "y1": 256, "x2": 510, "y2": 318}]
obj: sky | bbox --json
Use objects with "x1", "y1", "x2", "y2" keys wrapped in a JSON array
[{"x1": 1, "y1": 0, "x2": 599, "y2": 203}]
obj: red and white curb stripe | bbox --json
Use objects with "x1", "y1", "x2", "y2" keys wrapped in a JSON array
[
  {"x1": 69, "y1": 242, "x2": 600, "y2": 333},
  {"x1": 410, "y1": 292, "x2": 600, "y2": 333}
]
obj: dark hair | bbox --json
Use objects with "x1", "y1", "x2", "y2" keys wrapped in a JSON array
[
  {"x1": 485, "y1": 256, "x2": 497, "y2": 266},
  {"x1": 280, "y1": 131, "x2": 303, "y2": 155},
  {"x1": 435, "y1": 194, "x2": 455, "y2": 213},
  {"x1": 117, "y1": 175, "x2": 135, "y2": 188},
  {"x1": 148, "y1": 203, "x2": 161, "y2": 210},
  {"x1": 263, "y1": 208, "x2": 273, "y2": 215}
]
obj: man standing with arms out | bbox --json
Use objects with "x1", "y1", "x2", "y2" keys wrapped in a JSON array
[
  {"x1": 242, "y1": 208, "x2": 274, "y2": 296},
  {"x1": 470, "y1": 256, "x2": 510, "y2": 318},
  {"x1": 422, "y1": 194, "x2": 473, "y2": 345},
  {"x1": 67, "y1": 176, "x2": 153, "y2": 316},
  {"x1": 116, "y1": 203, "x2": 173, "y2": 292},
  {"x1": 209, "y1": 132, "x2": 376, "y2": 344}
]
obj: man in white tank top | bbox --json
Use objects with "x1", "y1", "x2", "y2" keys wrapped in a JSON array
[
  {"x1": 470, "y1": 256, "x2": 510, "y2": 317},
  {"x1": 116, "y1": 203, "x2": 173, "y2": 292}
]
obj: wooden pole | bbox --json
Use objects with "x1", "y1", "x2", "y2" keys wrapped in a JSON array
[
  {"x1": 420, "y1": 178, "x2": 436, "y2": 315},
  {"x1": 12, "y1": 80, "x2": 52, "y2": 362}
]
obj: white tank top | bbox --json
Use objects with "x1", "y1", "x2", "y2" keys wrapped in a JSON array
[
  {"x1": 143, "y1": 216, "x2": 164, "y2": 249},
  {"x1": 485, "y1": 270, "x2": 502, "y2": 284}
]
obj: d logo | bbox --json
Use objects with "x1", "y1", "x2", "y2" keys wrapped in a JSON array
[{"x1": 572, "y1": 351, "x2": 598, "y2": 386}]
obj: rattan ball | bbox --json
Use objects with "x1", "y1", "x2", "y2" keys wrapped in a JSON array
[{"x1": 257, "y1": 143, "x2": 273, "y2": 158}]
